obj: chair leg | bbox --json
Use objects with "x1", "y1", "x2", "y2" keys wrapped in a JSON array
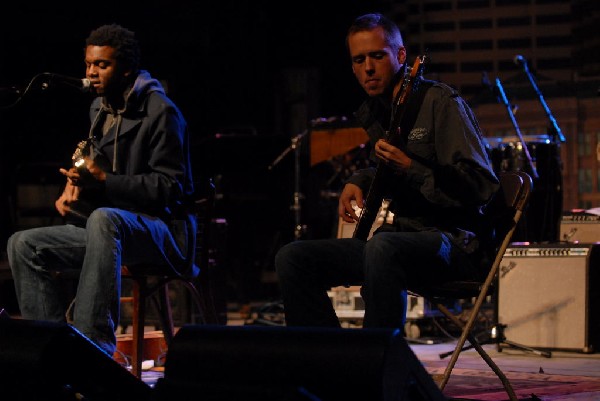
[
  {"x1": 179, "y1": 280, "x2": 212, "y2": 325},
  {"x1": 156, "y1": 283, "x2": 175, "y2": 343},
  {"x1": 200, "y1": 271, "x2": 225, "y2": 325},
  {"x1": 130, "y1": 277, "x2": 145, "y2": 379},
  {"x1": 436, "y1": 303, "x2": 518, "y2": 401}
]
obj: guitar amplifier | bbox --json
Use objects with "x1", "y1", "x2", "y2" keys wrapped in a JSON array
[
  {"x1": 559, "y1": 211, "x2": 600, "y2": 243},
  {"x1": 498, "y1": 243, "x2": 600, "y2": 352}
]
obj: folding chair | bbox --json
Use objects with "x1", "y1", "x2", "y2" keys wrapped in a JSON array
[{"x1": 413, "y1": 171, "x2": 533, "y2": 401}]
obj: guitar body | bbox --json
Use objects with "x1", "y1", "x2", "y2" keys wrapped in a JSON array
[
  {"x1": 352, "y1": 167, "x2": 393, "y2": 240},
  {"x1": 353, "y1": 55, "x2": 427, "y2": 241}
]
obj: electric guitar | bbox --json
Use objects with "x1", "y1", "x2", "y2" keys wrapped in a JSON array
[{"x1": 353, "y1": 55, "x2": 427, "y2": 241}]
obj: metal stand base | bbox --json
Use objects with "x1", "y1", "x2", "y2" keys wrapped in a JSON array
[{"x1": 439, "y1": 324, "x2": 552, "y2": 359}]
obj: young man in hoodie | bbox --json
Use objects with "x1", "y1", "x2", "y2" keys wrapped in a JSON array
[{"x1": 7, "y1": 24, "x2": 195, "y2": 356}]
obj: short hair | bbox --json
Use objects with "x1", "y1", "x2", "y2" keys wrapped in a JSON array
[
  {"x1": 346, "y1": 13, "x2": 404, "y2": 53},
  {"x1": 85, "y1": 24, "x2": 141, "y2": 72}
]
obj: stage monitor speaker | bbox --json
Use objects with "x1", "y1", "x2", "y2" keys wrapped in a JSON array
[
  {"x1": 498, "y1": 244, "x2": 600, "y2": 353},
  {"x1": 0, "y1": 319, "x2": 151, "y2": 401},
  {"x1": 559, "y1": 211, "x2": 600, "y2": 243},
  {"x1": 155, "y1": 325, "x2": 445, "y2": 401}
]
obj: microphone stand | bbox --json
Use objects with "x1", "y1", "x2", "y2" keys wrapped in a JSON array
[
  {"x1": 517, "y1": 59, "x2": 565, "y2": 143},
  {"x1": 269, "y1": 130, "x2": 308, "y2": 241},
  {"x1": 495, "y1": 78, "x2": 539, "y2": 180}
]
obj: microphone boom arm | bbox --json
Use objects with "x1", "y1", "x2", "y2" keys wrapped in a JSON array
[{"x1": 517, "y1": 58, "x2": 565, "y2": 143}]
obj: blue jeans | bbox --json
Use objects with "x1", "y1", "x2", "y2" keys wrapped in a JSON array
[
  {"x1": 7, "y1": 207, "x2": 190, "y2": 355},
  {"x1": 274, "y1": 231, "x2": 479, "y2": 329}
]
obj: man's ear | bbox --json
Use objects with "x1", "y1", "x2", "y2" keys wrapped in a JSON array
[{"x1": 397, "y1": 46, "x2": 407, "y2": 65}]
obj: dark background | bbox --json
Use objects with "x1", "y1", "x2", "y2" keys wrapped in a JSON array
[{"x1": 0, "y1": 1, "x2": 390, "y2": 303}]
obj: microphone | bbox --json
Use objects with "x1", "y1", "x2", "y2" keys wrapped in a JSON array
[
  {"x1": 513, "y1": 55, "x2": 527, "y2": 67},
  {"x1": 42, "y1": 73, "x2": 91, "y2": 92},
  {"x1": 481, "y1": 71, "x2": 500, "y2": 102}
]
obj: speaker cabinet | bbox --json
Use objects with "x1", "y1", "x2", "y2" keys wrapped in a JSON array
[
  {"x1": 155, "y1": 325, "x2": 446, "y2": 401},
  {"x1": 498, "y1": 244, "x2": 600, "y2": 353},
  {"x1": 0, "y1": 319, "x2": 151, "y2": 401}
]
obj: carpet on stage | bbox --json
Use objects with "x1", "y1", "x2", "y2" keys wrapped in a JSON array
[{"x1": 426, "y1": 367, "x2": 600, "y2": 401}]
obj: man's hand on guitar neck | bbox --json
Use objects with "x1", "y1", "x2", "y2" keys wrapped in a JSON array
[
  {"x1": 59, "y1": 157, "x2": 107, "y2": 187},
  {"x1": 375, "y1": 139, "x2": 412, "y2": 173},
  {"x1": 339, "y1": 183, "x2": 364, "y2": 223}
]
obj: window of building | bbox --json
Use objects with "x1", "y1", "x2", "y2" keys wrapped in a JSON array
[
  {"x1": 578, "y1": 132, "x2": 591, "y2": 157},
  {"x1": 424, "y1": 2, "x2": 453, "y2": 12},
  {"x1": 536, "y1": 14, "x2": 572, "y2": 25},
  {"x1": 496, "y1": 0, "x2": 531, "y2": 5},
  {"x1": 457, "y1": 0, "x2": 491, "y2": 9},
  {"x1": 426, "y1": 42, "x2": 456, "y2": 52},
  {"x1": 536, "y1": 36, "x2": 572, "y2": 47},
  {"x1": 424, "y1": 21, "x2": 456, "y2": 31},
  {"x1": 459, "y1": 19, "x2": 493, "y2": 29},
  {"x1": 497, "y1": 16, "x2": 532, "y2": 27},
  {"x1": 535, "y1": 0, "x2": 570, "y2": 6},
  {"x1": 429, "y1": 62, "x2": 457, "y2": 73},
  {"x1": 579, "y1": 168, "x2": 593, "y2": 193},
  {"x1": 537, "y1": 57, "x2": 572, "y2": 70},
  {"x1": 460, "y1": 40, "x2": 493, "y2": 50},
  {"x1": 498, "y1": 38, "x2": 532, "y2": 48},
  {"x1": 461, "y1": 61, "x2": 494, "y2": 72}
]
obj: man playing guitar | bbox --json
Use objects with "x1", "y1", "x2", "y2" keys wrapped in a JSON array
[{"x1": 275, "y1": 13, "x2": 499, "y2": 329}]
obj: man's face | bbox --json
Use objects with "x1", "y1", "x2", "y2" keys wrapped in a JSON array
[
  {"x1": 348, "y1": 27, "x2": 405, "y2": 97},
  {"x1": 84, "y1": 45, "x2": 130, "y2": 97}
]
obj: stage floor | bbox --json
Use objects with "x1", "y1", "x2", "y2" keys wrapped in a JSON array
[
  {"x1": 141, "y1": 333, "x2": 600, "y2": 401},
  {"x1": 136, "y1": 308, "x2": 600, "y2": 401}
]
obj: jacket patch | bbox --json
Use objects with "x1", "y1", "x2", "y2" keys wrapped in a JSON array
[{"x1": 408, "y1": 127, "x2": 428, "y2": 141}]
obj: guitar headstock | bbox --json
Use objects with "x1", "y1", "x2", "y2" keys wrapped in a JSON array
[
  {"x1": 72, "y1": 138, "x2": 92, "y2": 169},
  {"x1": 397, "y1": 54, "x2": 427, "y2": 106},
  {"x1": 408, "y1": 54, "x2": 426, "y2": 80}
]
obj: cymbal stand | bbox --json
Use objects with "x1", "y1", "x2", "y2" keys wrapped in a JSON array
[{"x1": 269, "y1": 130, "x2": 308, "y2": 240}]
